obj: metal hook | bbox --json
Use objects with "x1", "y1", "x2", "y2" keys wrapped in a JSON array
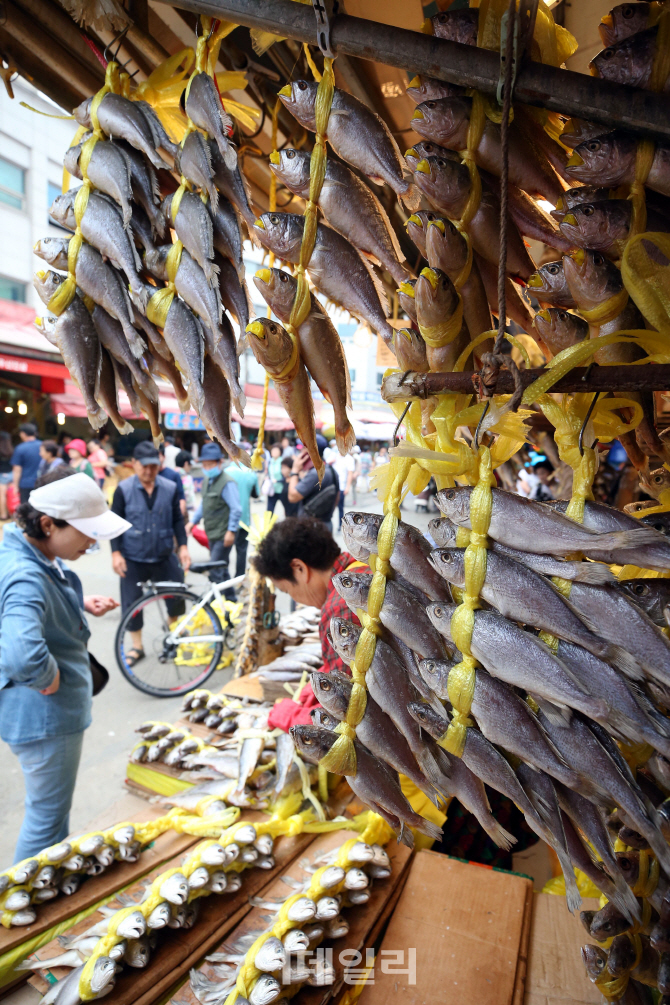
[
  {"x1": 103, "y1": 24, "x2": 130, "y2": 64},
  {"x1": 474, "y1": 398, "x2": 491, "y2": 451},
  {"x1": 393, "y1": 402, "x2": 411, "y2": 447},
  {"x1": 578, "y1": 391, "x2": 600, "y2": 457}
]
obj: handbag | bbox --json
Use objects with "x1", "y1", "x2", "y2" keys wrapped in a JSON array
[
  {"x1": 261, "y1": 476, "x2": 274, "y2": 497},
  {"x1": 89, "y1": 652, "x2": 109, "y2": 696}
]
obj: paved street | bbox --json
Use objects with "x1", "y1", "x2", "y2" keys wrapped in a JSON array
[{"x1": 1, "y1": 485, "x2": 433, "y2": 867}]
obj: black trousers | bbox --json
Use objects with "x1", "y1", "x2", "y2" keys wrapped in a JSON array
[
  {"x1": 120, "y1": 553, "x2": 185, "y2": 632},
  {"x1": 235, "y1": 527, "x2": 248, "y2": 577},
  {"x1": 19, "y1": 487, "x2": 32, "y2": 504}
]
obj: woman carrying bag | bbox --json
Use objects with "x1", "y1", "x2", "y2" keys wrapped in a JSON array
[{"x1": 0, "y1": 468, "x2": 131, "y2": 861}]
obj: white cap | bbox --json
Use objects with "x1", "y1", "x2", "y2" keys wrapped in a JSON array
[{"x1": 29, "y1": 472, "x2": 132, "y2": 541}]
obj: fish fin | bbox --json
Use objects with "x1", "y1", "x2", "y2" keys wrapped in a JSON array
[
  {"x1": 609, "y1": 645, "x2": 646, "y2": 681},
  {"x1": 611, "y1": 870, "x2": 643, "y2": 924},
  {"x1": 356, "y1": 248, "x2": 389, "y2": 317},
  {"x1": 360, "y1": 250, "x2": 382, "y2": 267},
  {"x1": 534, "y1": 696, "x2": 572, "y2": 726},
  {"x1": 400, "y1": 183, "x2": 421, "y2": 213},
  {"x1": 486, "y1": 819, "x2": 517, "y2": 851},
  {"x1": 344, "y1": 349, "x2": 352, "y2": 409},
  {"x1": 414, "y1": 815, "x2": 442, "y2": 843},
  {"x1": 557, "y1": 849, "x2": 581, "y2": 914},
  {"x1": 222, "y1": 142, "x2": 238, "y2": 172},
  {"x1": 336, "y1": 422, "x2": 357, "y2": 457},
  {"x1": 571, "y1": 562, "x2": 616, "y2": 585},
  {"x1": 236, "y1": 332, "x2": 248, "y2": 355},
  {"x1": 374, "y1": 192, "x2": 406, "y2": 262},
  {"x1": 589, "y1": 526, "x2": 670, "y2": 552}
]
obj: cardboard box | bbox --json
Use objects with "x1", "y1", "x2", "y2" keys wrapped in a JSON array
[
  {"x1": 360, "y1": 852, "x2": 533, "y2": 1005},
  {"x1": 524, "y1": 894, "x2": 601, "y2": 1005}
]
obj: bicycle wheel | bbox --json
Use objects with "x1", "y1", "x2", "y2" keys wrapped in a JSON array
[{"x1": 115, "y1": 589, "x2": 224, "y2": 697}]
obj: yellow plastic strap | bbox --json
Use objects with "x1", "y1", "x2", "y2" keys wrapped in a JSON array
[
  {"x1": 457, "y1": 91, "x2": 485, "y2": 231},
  {"x1": 578, "y1": 287, "x2": 629, "y2": 325},
  {"x1": 146, "y1": 240, "x2": 183, "y2": 328},
  {"x1": 443, "y1": 446, "x2": 494, "y2": 757},
  {"x1": 622, "y1": 233, "x2": 670, "y2": 334},
  {"x1": 320, "y1": 457, "x2": 412, "y2": 774},
  {"x1": 632, "y1": 851, "x2": 660, "y2": 898},
  {"x1": 419, "y1": 296, "x2": 464, "y2": 348}
]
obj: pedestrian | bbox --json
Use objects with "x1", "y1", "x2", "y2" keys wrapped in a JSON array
[
  {"x1": 0, "y1": 430, "x2": 14, "y2": 520},
  {"x1": 162, "y1": 436, "x2": 181, "y2": 469},
  {"x1": 11, "y1": 422, "x2": 42, "y2": 504},
  {"x1": 38, "y1": 441, "x2": 65, "y2": 480},
  {"x1": 281, "y1": 436, "x2": 294, "y2": 460},
  {"x1": 0, "y1": 467, "x2": 125, "y2": 860},
  {"x1": 358, "y1": 445, "x2": 372, "y2": 492},
  {"x1": 264, "y1": 444, "x2": 284, "y2": 514},
  {"x1": 158, "y1": 442, "x2": 187, "y2": 516},
  {"x1": 331, "y1": 448, "x2": 356, "y2": 531},
  {"x1": 110, "y1": 442, "x2": 191, "y2": 667},
  {"x1": 350, "y1": 446, "x2": 361, "y2": 505},
  {"x1": 225, "y1": 460, "x2": 259, "y2": 577},
  {"x1": 67, "y1": 439, "x2": 95, "y2": 479},
  {"x1": 279, "y1": 459, "x2": 299, "y2": 516},
  {"x1": 87, "y1": 439, "x2": 109, "y2": 488},
  {"x1": 175, "y1": 449, "x2": 197, "y2": 519},
  {"x1": 531, "y1": 460, "x2": 555, "y2": 502},
  {"x1": 185, "y1": 442, "x2": 241, "y2": 599},
  {"x1": 286, "y1": 435, "x2": 339, "y2": 531},
  {"x1": 373, "y1": 444, "x2": 389, "y2": 467}
]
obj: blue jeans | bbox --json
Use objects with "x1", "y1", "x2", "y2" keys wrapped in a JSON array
[{"x1": 9, "y1": 731, "x2": 84, "y2": 862}]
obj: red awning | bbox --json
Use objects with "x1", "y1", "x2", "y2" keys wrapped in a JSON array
[{"x1": 0, "y1": 354, "x2": 69, "y2": 379}]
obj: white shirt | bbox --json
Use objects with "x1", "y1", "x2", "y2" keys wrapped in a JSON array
[
  {"x1": 163, "y1": 444, "x2": 181, "y2": 469},
  {"x1": 333, "y1": 453, "x2": 356, "y2": 489}
]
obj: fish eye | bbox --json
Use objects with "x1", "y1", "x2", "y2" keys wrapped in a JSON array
[
  {"x1": 416, "y1": 709, "x2": 427, "y2": 720},
  {"x1": 601, "y1": 48, "x2": 615, "y2": 59},
  {"x1": 587, "y1": 139, "x2": 601, "y2": 151},
  {"x1": 558, "y1": 310, "x2": 568, "y2": 320},
  {"x1": 353, "y1": 513, "x2": 364, "y2": 523},
  {"x1": 340, "y1": 576, "x2": 352, "y2": 588},
  {"x1": 444, "y1": 488, "x2": 456, "y2": 499},
  {"x1": 297, "y1": 81, "x2": 307, "y2": 91},
  {"x1": 631, "y1": 583, "x2": 649, "y2": 596},
  {"x1": 269, "y1": 214, "x2": 279, "y2": 225},
  {"x1": 622, "y1": 4, "x2": 634, "y2": 16},
  {"x1": 654, "y1": 474, "x2": 665, "y2": 483},
  {"x1": 436, "y1": 158, "x2": 447, "y2": 167},
  {"x1": 279, "y1": 272, "x2": 289, "y2": 282},
  {"x1": 286, "y1": 150, "x2": 296, "y2": 159},
  {"x1": 433, "y1": 606, "x2": 443, "y2": 617},
  {"x1": 583, "y1": 205, "x2": 594, "y2": 216},
  {"x1": 320, "y1": 680, "x2": 331, "y2": 691},
  {"x1": 546, "y1": 264, "x2": 559, "y2": 275},
  {"x1": 440, "y1": 553, "x2": 452, "y2": 562},
  {"x1": 425, "y1": 661, "x2": 435, "y2": 672},
  {"x1": 592, "y1": 253, "x2": 604, "y2": 266},
  {"x1": 425, "y1": 101, "x2": 435, "y2": 109},
  {"x1": 438, "y1": 12, "x2": 447, "y2": 21},
  {"x1": 340, "y1": 625, "x2": 349, "y2": 636},
  {"x1": 426, "y1": 213, "x2": 435, "y2": 221},
  {"x1": 304, "y1": 736, "x2": 313, "y2": 744},
  {"x1": 269, "y1": 323, "x2": 277, "y2": 333}
]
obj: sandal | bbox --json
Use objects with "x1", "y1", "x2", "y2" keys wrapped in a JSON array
[{"x1": 125, "y1": 648, "x2": 145, "y2": 667}]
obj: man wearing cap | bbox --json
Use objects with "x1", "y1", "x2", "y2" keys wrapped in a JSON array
[
  {"x1": 110, "y1": 442, "x2": 190, "y2": 666},
  {"x1": 185, "y1": 442, "x2": 242, "y2": 598},
  {"x1": 0, "y1": 467, "x2": 128, "y2": 860}
]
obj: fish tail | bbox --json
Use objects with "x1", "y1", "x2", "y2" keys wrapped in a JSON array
[
  {"x1": 400, "y1": 183, "x2": 421, "y2": 214},
  {"x1": 336, "y1": 422, "x2": 357, "y2": 457},
  {"x1": 609, "y1": 645, "x2": 646, "y2": 681},
  {"x1": 557, "y1": 848, "x2": 581, "y2": 914},
  {"x1": 572, "y1": 563, "x2": 616, "y2": 584},
  {"x1": 485, "y1": 818, "x2": 517, "y2": 852},
  {"x1": 413, "y1": 815, "x2": 442, "y2": 842}
]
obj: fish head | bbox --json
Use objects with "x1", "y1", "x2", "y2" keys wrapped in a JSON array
[
  {"x1": 590, "y1": 28, "x2": 655, "y2": 87},
  {"x1": 250, "y1": 973, "x2": 282, "y2": 1005},
  {"x1": 341, "y1": 511, "x2": 382, "y2": 558},
  {"x1": 310, "y1": 671, "x2": 350, "y2": 719},
  {"x1": 418, "y1": 656, "x2": 453, "y2": 694},
  {"x1": 45, "y1": 842, "x2": 71, "y2": 863},
  {"x1": 425, "y1": 215, "x2": 468, "y2": 272},
  {"x1": 254, "y1": 834, "x2": 273, "y2": 856},
  {"x1": 311, "y1": 708, "x2": 339, "y2": 730},
  {"x1": 283, "y1": 929, "x2": 309, "y2": 952},
  {"x1": 77, "y1": 835, "x2": 104, "y2": 856},
  {"x1": 428, "y1": 547, "x2": 466, "y2": 587},
  {"x1": 207, "y1": 870, "x2": 228, "y2": 892},
  {"x1": 160, "y1": 872, "x2": 189, "y2": 905},
  {"x1": 188, "y1": 866, "x2": 210, "y2": 889},
  {"x1": 413, "y1": 154, "x2": 469, "y2": 215},
  {"x1": 435, "y1": 485, "x2": 473, "y2": 524},
  {"x1": 91, "y1": 956, "x2": 117, "y2": 992},
  {"x1": 344, "y1": 868, "x2": 368, "y2": 890},
  {"x1": 397, "y1": 280, "x2": 418, "y2": 323},
  {"x1": 599, "y1": 3, "x2": 651, "y2": 46},
  {"x1": 320, "y1": 865, "x2": 346, "y2": 887},
  {"x1": 315, "y1": 895, "x2": 340, "y2": 918},
  {"x1": 526, "y1": 261, "x2": 575, "y2": 308},
  {"x1": 270, "y1": 148, "x2": 310, "y2": 196},
  {"x1": 428, "y1": 516, "x2": 457, "y2": 547},
  {"x1": 62, "y1": 853, "x2": 85, "y2": 872},
  {"x1": 614, "y1": 851, "x2": 640, "y2": 886},
  {"x1": 425, "y1": 601, "x2": 457, "y2": 641},
  {"x1": 234, "y1": 824, "x2": 257, "y2": 845},
  {"x1": 392, "y1": 327, "x2": 428, "y2": 371},
  {"x1": 289, "y1": 725, "x2": 335, "y2": 766},
  {"x1": 415, "y1": 267, "x2": 459, "y2": 328},
  {"x1": 73, "y1": 96, "x2": 92, "y2": 128},
  {"x1": 407, "y1": 141, "x2": 458, "y2": 170},
  {"x1": 533, "y1": 308, "x2": 588, "y2": 357},
  {"x1": 49, "y1": 188, "x2": 76, "y2": 229},
  {"x1": 563, "y1": 247, "x2": 623, "y2": 309},
  {"x1": 253, "y1": 266, "x2": 296, "y2": 320},
  {"x1": 253, "y1": 212, "x2": 303, "y2": 259},
  {"x1": 33, "y1": 865, "x2": 56, "y2": 888},
  {"x1": 109, "y1": 940, "x2": 127, "y2": 960},
  {"x1": 640, "y1": 465, "x2": 670, "y2": 498},
  {"x1": 430, "y1": 7, "x2": 479, "y2": 44},
  {"x1": 404, "y1": 209, "x2": 435, "y2": 255},
  {"x1": 255, "y1": 935, "x2": 286, "y2": 972},
  {"x1": 580, "y1": 944, "x2": 608, "y2": 981},
  {"x1": 277, "y1": 80, "x2": 318, "y2": 130},
  {"x1": 286, "y1": 896, "x2": 317, "y2": 923},
  {"x1": 589, "y1": 900, "x2": 632, "y2": 941},
  {"x1": 147, "y1": 901, "x2": 170, "y2": 928},
  {"x1": 348, "y1": 841, "x2": 375, "y2": 864},
  {"x1": 329, "y1": 615, "x2": 363, "y2": 662},
  {"x1": 560, "y1": 200, "x2": 629, "y2": 251},
  {"x1": 406, "y1": 75, "x2": 463, "y2": 103},
  {"x1": 224, "y1": 842, "x2": 240, "y2": 863},
  {"x1": 407, "y1": 700, "x2": 450, "y2": 739},
  {"x1": 331, "y1": 571, "x2": 370, "y2": 612},
  {"x1": 246, "y1": 318, "x2": 294, "y2": 372},
  {"x1": 33, "y1": 269, "x2": 66, "y2": 308},
  {"x1": 566, "y1": 132, "x2": 635, "y2": 185},
  {"x1": 5, "y1": 890, "x2": 31, "y2": 911},
  {"x1": 225, "y1": 874, "x2": 242, "y2": 892},
  {"x1": 34, "y1": 236, "x2": 70, "y2": 269},
  {"x1": 412, "y1": 96, "x2": 471, "y2": 145},
  {"x1": 117, "y1": 910, "x2": 146, "y2": 940},
  {"x1": 200, "y1": 844, "x2": 226, "y2": 866}
]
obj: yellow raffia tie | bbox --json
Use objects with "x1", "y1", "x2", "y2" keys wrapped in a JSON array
[
  {"x1": 578, "y1": 286, "x2": 630, "y2": 326},
  {"x1": 48, "y1": 62, "x2": 120, "y2": 316},
  {"x1": 251, "y1": 98, "x2": 281, "y2": 472},
  {"x1": 320, "y1": 457, "x2": 412, "y2": 774},
  {"x1": 457, "y1": 90, "x2": 485, "y2": 233},
  {"x1": 441, "y1": 445, "x2": 495, "y2": 757},
  {"x1": 146, "y1": 240, "x2": 184, "y2": 328}
]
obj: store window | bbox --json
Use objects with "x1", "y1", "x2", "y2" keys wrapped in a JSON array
[
  {"x1": 0, "y1": 157, "x2": 25, "y2": 211},
  {"x1": 0, "y1": 276, "x2": 27, "y2": 302},
  {"x1": 376, "y1": 371, "x2": 384, "y2": 386}
]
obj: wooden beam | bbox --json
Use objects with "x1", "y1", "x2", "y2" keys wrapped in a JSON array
[
  {"x1": 151, "y1": 0, "x2": 670, "y2": 139},
  {"x1": 381, "y1": 365, "x2": 670, "y2": 401}
]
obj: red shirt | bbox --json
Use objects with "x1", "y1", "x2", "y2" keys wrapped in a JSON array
[{"x1": 267, "y1": 552, "x2": 370, "y2": 731}]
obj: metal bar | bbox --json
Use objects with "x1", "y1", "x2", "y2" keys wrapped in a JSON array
[
  {"x1": 381, "y1": 365, "x2": 670, "y2": 401},
  {"x1": 153, "y1": 0, "x2": 670, "y2": 139}
]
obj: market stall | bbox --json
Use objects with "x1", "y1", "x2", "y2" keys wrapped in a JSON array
[{"x1": 2, "y1": 0, "x2": 670, "y2": 1001}]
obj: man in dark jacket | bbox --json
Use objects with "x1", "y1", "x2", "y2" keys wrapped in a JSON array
[
  {"x1": 110, "y1": 441, "x2": 190, "y2": 665},
  {"x1": 186, "y1": 442, "x2": 241, "y2": 599}
]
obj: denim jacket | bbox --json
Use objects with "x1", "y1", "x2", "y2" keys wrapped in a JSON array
[{"x1": 0, "y1": 524, "x2": 92, "y2": 744}]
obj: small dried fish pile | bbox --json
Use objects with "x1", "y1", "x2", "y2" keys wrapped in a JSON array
[
  {"x1": 32, "y1": 45, "x2": 253, "y2": 462},
  {"x1": 185, "y1": 835, "x2": 391, "y2": 1005},
  {"x1": 0, "y1": 824, "x2": 147, "y2": 928},
  {"x1": 247, "y1": 644, "x2": 322, "y2": 685},
  {"x1": 26, "y1": 822, "x2": 277, "y2": 1005},
  {"x1": 277, "y1": 607, "x2": 321, "y2": 648}
]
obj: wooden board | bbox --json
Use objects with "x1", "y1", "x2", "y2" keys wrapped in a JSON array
[
  {"x1": 0, "y1": 800, "x2": 199, "y2": 957},
  {"x1": 27, "y1": 823, "x2": 318, "y2": 1005},
  {"x1": 360, "y1": 852, "x2": 533, "y2": 1005},
  {"x1": 222, "y1": 677, "x2": 287, "y2": 703},
  {"x1": 524, "y1": 895, "x2": 601, "y2": 1005},
  {"x1": 170, "y1": 830, "x2": 412, "y2": 1005}
]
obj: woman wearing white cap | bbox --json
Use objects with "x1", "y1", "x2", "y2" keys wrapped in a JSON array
[{"x1": 0, "y1": 467, "x2": 131, "y2": 861}]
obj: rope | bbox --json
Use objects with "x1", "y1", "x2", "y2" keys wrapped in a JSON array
[
  {"x1": 320, "y1": 457, "x2": 412, "y2": 774},
  {"x1": 491, "y1": 0, "x2": 516, "y2": 356}
]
